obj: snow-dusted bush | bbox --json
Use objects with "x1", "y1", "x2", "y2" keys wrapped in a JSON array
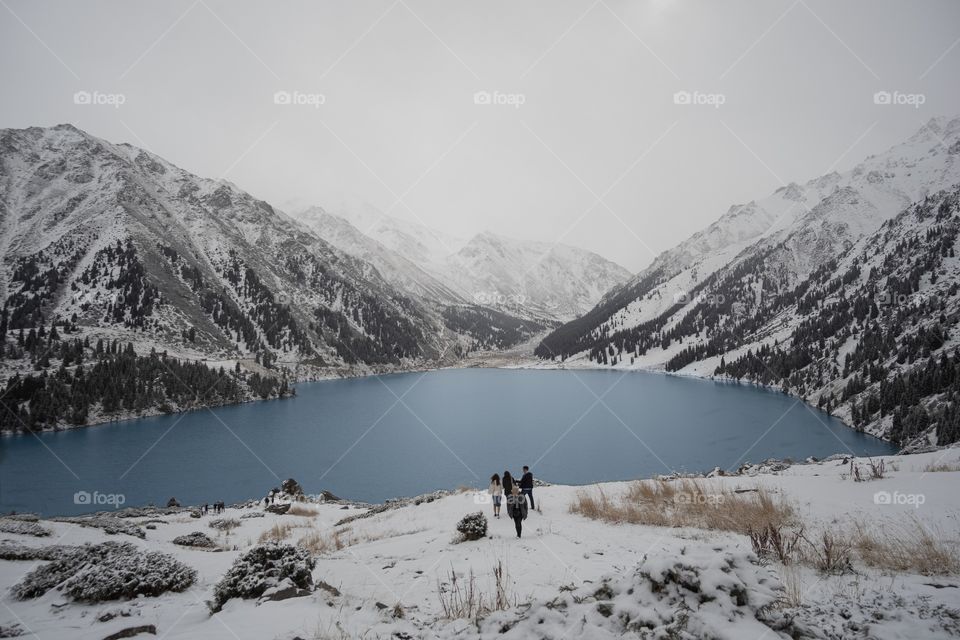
[
  {"x1": 173, "y1": 532, "x2": 216, "y2": 548},
  {"x1": 208, "y1": 517, "x2": 240, "y2": 531},
  {"x1": 0, "y1": 519, "x2": 52, "y2": 537},
  {"x1": 240, "y1": 511, "x2": 265, "y2": 519},
  {"x1": 53, "y1": 516, "x2": 144, "y2": 539},
  {"x1": 13, "y1": 541, "x2": 196, "y2": 602},
  {"x1": 455, "y1": 512, "x2": 487, "y2": 541},
  {"x1": 0, "y1": 541, "x2": 75, "y2": 562},
  {"x1": 210, "y1": 542, "x2": 315, "y2": 612}
]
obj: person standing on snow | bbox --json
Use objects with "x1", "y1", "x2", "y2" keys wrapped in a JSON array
[
  {"x1": 502, "y1": 470, "x2": 515, "y2": 497},
  {"x1": 505, "y1": 485, "x2": 528, "y2": 538},
  {"x1": 519, "y1": 465, "x2": 535, "y2": 511},
  {"x1": 489, "y1": 473, "x2": 503, "y2": 518}
]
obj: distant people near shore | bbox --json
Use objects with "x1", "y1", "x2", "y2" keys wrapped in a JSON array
[
  {"x1": 505, "y1": 484, "x2": 528, "y2": 537},
  {"x1": 519, "y1": 465, "x2": 535, "y2": 510},
  {"x1": 489, "y1": 474, "x2": 503, "y2": 518}
]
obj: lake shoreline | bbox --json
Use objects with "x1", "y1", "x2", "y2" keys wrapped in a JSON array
[{"x1": 1, "y1": 354, "x2": 900, "y2": 453}]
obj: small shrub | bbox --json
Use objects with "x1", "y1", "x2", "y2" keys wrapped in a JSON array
[
  {"x1": 286, "y1": 504, "x2": 318, "y2": 518},
  {"x1": 173, "y1": 532, "x2": 215, "y2": 548},
  {"x1": 13, "y1": 542, "x2": 196, "y2": 602},
  {"x1": 208, "y1": 518, "x2": 241, "y2": 531},
  {"x1": 804, "y1": 530, "x2": 852, "y2": 574},
  {"x1": 455, "y1": 512, "x2": 488, "y2": 541},
  {"x1": 0, "y1": 519, "x2": 52, "y2": 537},
  {"x1": 210, "y1": 542, "x2": 315, "y2": 612}
]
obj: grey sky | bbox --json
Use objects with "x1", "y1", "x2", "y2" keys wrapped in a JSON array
[{"x1": 2, "y1": 0, "x2": 959, "y2": 271}]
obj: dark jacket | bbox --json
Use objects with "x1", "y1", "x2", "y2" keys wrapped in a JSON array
[
  {"x1": 502, "y1": 474, "x2": 514, "y2": 494},
  {"x1": 519, "y1": 472, "x2": 534, "y2": 489},
  {"x1": 506, "y1": 492, "x2": 528, "y2": 520}
]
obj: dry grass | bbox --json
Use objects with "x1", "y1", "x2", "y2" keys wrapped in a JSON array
[
  {"x1": 257, "y1": 520, "x2": 311, "y2": 543},
  {"x1": 296, "y1": 525, "x2": 425, "y2": 556},
  {"x1": 286, "y1": 504, "x2": 320, "y2": 517},
  {"x1": 923, "y1": 461, "x2": 960, "y2": 473},
  {"x1": 570, "y1": 479, "x2": 793, "y2": 535},
  {"x1": 437, "y1": 561, "x2": 513, "y2": 620},
  {"x1": 852, "y1": 519, "x2": 959, "y2": 575}
]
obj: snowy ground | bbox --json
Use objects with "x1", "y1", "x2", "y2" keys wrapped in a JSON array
[{"x1": 1, "y1": 449, "x2": 958, "y2": 639}]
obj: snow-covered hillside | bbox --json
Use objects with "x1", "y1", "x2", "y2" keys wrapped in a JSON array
[
  {"x1": 536, "y1": 117, "x2": 960, "y2": 445},
  {"x1": 295, "y1": 205, "x2": 633, "y2": 322},
  {"x1": 1, "y1": 448, "x2": 957, "y2": 639}
]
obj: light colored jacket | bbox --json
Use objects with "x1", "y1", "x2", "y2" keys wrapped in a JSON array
[{"x1": 488, "y1": 482, "x2": 502, "y2": 497}]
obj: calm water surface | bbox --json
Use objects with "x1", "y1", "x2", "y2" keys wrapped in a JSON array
[{"x1": 0, "y1": 369, "x2": 895, "y2": 515}]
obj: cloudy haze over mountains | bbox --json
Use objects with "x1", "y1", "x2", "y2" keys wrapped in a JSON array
[{"x1": 3, "y1": 1, "x2": 960, "y2": 271}]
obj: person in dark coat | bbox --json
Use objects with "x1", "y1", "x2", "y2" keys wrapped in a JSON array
[
  {"x1": 505, "y1": 485, "x2": 528, "y2": 538},
  {"x1": 519, "y1": 465, "x2": 535, "y2": 510},
  {"x1": 502, "y1": 471, "x2": 515, "y2": 496}
]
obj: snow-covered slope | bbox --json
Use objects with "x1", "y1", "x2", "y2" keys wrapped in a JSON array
[
  {"x1": 536, "y1": 117, "x2": 960, "y2": 444},
  {"x1": 297, "y1": 204, "x2": 633, "y2": 322},
  {"x1": 1, "y1": 449, "x2": 958, "y2": 639},
  {"x1": 0, "y1": 124, "x2": 448, "y2": 374},
  {"x1": 293, "y1": 206, "x2": 464, "y2": 305}
]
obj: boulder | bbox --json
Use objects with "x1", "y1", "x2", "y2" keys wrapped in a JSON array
[
  {"x1": 280, "y1": 479, "x2": 304, "y2": 497},
  {"x1": 166, "y1": 498, "x2": 180, "y2": 508}
]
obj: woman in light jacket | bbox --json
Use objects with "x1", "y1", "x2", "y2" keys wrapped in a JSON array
[{"x1": 489, "y1": 473, "x2": 503, "y2": 518}]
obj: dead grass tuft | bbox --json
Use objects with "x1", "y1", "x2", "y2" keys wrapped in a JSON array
[
  {"x1": 570, "y1": 479, "x2": 793, "y2": 535},
  {"x1": 852, "y1": 519, "x2": 959, "y2": 575},
  {"x1": 923, "y1": 461, "x2": 960, "y2": 473},
  {"x1": 286, "y1": 504, "x2": 320, "y2": 518}
]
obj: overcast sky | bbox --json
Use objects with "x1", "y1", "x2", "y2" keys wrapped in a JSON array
[{"x1": 2, "y1": 0, "x2": 959, "y2": 271}]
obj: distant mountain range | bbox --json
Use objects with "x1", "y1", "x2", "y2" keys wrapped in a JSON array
[
  {"x1": 536, "y1": 116, "x2": 960, "y2": 447},
  {"x1": 0, "y1": 123, "x2": 631, "y2": 428},
  {"x1": 292, "y1": 204, "x2": 632, "y2": 323}
]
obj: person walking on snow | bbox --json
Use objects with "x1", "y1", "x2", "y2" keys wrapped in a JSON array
[
  {"x1": 519, "y1": 465, "x2": 535, "y2": 511},
  {"x1": 505, "y1": 485, "x2": 528, "y2": 538},
  {"x1": 489, "y1": 473, "x2": 503, "y2": 518},
  {"x1": 502, "y1": 470, "x2": 515, "y2": 497}
]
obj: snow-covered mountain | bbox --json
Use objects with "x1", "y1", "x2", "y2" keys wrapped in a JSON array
[
  {"x1": 0, "y1": 124, "x2": 450, "y2": 378},
  {"x1": 537, "y1": 117, "x2": 960, "y2": 445},
  {"x1": 294, "y1": 205, "x2": 632, "y2": 322}
]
